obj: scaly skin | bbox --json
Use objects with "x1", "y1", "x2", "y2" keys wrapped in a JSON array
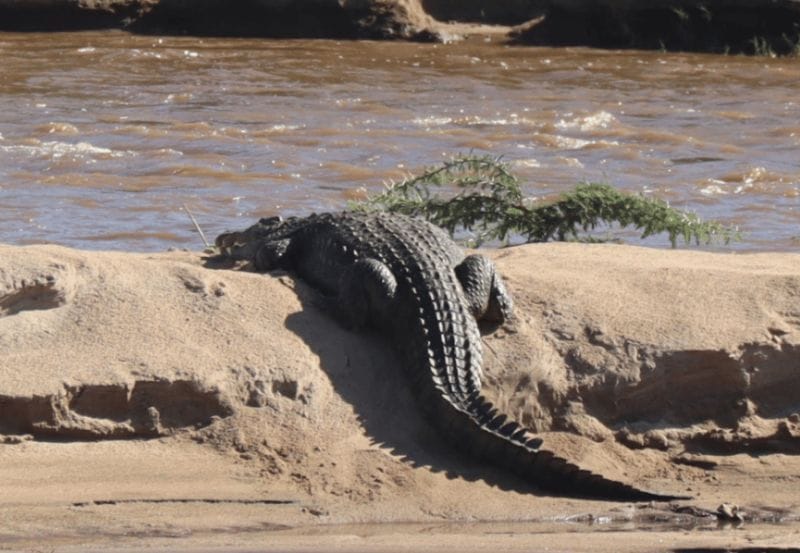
[{"x1": 216, "y1": 211, "x2": 686, "y2": 501}]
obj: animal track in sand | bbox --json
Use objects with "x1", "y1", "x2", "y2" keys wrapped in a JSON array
[{"x1": 0, "y1": 266, "x2": 73, "y2": 316}]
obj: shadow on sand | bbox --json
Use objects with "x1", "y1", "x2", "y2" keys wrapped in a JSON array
[
  {"x1": 204, "y1": 250, "x2": 541, "y2": 496},
  {"x1": 279, "y1": 276, "x2": 541, "y2": 496}
]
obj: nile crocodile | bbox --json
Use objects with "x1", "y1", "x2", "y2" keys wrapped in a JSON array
[{"x1": 216, "y1": 211, "x2": 684, "y2": 501}]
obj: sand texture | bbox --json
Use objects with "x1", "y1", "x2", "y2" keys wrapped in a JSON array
[{"x1": 1, "y1": 241, "x2": 799, "y2": 551}]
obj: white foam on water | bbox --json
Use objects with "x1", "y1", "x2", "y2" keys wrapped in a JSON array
[
  {"x1": 261, "y1": 124, "x2": 304, "y2": 133},
  {"x1": 0, "y1": 140, "x2": 135, "y2": 160},
  {"x1": 557, "y1": 157, "x2": 585, "y2": 168},
  {"x1": 412, "y1": 116, "x2": 453, "y2": 127},
  {"x1": 514, "y1": 158, "x2": 541, "y2": 169},
  {"x1": 413, "y1": 113, "x2": 540, "y2": 128},
  {"x1": 553, "y1": 136, "x2": 593, "y2": 149},
  {"x1": 700, "y1": 182, "x2": 728, "y2": 196},
  {"x1": 555, "y1": 111, "x2": 617, "y2": 132}
]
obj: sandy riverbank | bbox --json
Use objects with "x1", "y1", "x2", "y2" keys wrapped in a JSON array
[{"x1": 1, "y1": 241, "x2": 799, "y2": 551}]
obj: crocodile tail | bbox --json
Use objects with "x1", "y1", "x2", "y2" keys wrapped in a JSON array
[{"x1": 431, "y1": 390, "x2": 688, "y2": 502}]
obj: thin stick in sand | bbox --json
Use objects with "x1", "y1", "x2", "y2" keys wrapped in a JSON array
[{"x1": 183, "y1": 203, "x2": 210, "y2": 248}]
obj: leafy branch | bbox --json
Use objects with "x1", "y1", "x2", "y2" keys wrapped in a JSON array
[{"x1": 354, "y1": 154, "x2": 739, "y2": 247}]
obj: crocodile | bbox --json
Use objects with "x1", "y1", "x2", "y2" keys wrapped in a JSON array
[{"x1": 216, "y1": 210, "x2": 685, "y2": 501}]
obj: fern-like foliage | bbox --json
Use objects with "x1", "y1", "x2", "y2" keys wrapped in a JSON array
[{"x1": 354, "y1": 154, "x2": 739, "y2": 247}]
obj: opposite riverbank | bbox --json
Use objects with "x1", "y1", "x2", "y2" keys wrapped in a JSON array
[
  {"x1": 1, "y1": 0, "x2": 800, "y2": 54},
  {"x1": 2, "y1": 241, "x2": 799, "y2": 550}
]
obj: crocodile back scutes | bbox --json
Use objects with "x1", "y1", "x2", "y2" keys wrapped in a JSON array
[{"x1": 306, "y1": 212, "x2": 484, "y2": 403}]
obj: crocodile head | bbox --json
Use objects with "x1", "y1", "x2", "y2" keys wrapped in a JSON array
[
  {"x1": 217, "y1": 216, "x2": 289, "y2": 248},
  {"x1": 215, "y1": 214, "x2": 308, "y2": 266}
]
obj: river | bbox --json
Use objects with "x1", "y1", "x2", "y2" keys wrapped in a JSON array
[{"x1": 1, "y1": 31, "x2": 798, "y2": 251}]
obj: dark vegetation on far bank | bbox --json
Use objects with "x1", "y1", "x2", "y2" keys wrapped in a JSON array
[
  {"x1": 511, "y1": 2, "x2": 800, "y2": 56},
  {"x1": 1, "y1": 0, "x2": 799, "y2": 55}
]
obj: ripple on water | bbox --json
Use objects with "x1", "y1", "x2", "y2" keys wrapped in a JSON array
[{"x1": 34, "y1": 122, "x2": 80, "y2": 135}]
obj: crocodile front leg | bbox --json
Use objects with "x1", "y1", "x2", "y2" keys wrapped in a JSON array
[{"x1": 327, "y1": 258, "x2": 398, "y2": 330}]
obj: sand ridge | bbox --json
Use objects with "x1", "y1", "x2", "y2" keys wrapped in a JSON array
[{"x1": 1, "y1": 241, "x2": 799, "y2": 550}]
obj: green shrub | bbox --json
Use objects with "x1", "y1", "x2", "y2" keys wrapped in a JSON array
[{"x1": 354, "y1": 154, "x2": 738, "y2": 247}]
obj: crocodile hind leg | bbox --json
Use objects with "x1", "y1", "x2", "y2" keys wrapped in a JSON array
[
  {"x1": 253, "y1": 240, "x2": 292, "y2": 271},
  {"x1": 454, "y1": 254, "x2": 514, "y2": 324}
]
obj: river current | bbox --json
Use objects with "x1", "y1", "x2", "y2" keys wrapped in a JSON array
[{"x1": 1, "y1": 31, "x2": 798, "y2": 251}]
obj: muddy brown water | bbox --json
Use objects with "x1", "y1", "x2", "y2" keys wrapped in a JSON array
[{"x1": 0, "y1": 31, "x2": 798, "y2": 252}]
